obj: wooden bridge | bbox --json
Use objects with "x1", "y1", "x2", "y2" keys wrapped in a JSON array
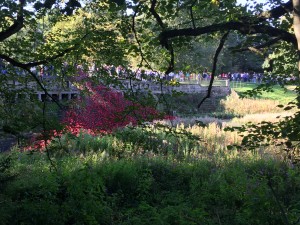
[
  {"x1": 113, "y1": 80, "x2": 231, "y2": 97},
  {"x1": 8, "y1": 77, "x2": 231, "y2": 102}
]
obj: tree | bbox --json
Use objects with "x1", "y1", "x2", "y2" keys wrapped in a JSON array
[
  {"x1": 2, "y1": 0, "x2": 300, "y2": 161},
  {"x1": 122, "y1": 0, "x2": 300, "y2": 163},
  {"x1": 0, "y1": 0, "x2": 130, "y2": 136}
]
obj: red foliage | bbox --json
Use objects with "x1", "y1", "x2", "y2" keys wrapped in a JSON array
[
  {"x1": 24, "y1": 70, "x2": 174, "y2": 151},
  {"x1": 24, "y1": 130, "x2": 62, "y2": 152},
  {"x1": 63, "y1": 83, "x2": 163, "y2": 134}
]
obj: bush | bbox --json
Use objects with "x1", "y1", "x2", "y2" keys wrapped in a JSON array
[
  {"x1": 1, "y1": 154, "x2": 300, "y2": 225},
  {"x1": 63, "y1": 83, "x2": 163, "y2": 134}
]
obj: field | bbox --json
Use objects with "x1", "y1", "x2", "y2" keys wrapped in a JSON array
[
  {"x1": 231, "y1": 82, "x2": 297, "y2": 104},
  {"x1": 0, "y1": 83, "x2": 300, "y2": 224}
]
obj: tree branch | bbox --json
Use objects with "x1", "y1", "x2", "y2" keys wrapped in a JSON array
[
  {"x1": 149, "y1": 0, "x2": 165, "y2": 29},
  {"x1": 293, "y1": 0, "x2": 300, "y2": 73},
  {"x1": 0, "y1": 54, "x2": 28, "y2": 68},
  {"x1": 160, "y1": 22, "x2": 296, "y2": 48},
  {"x1": 131, "y1": 3, "x2": 155, "y2": 71},
  {"x1": 0, "y1": 53, "x2": 75, "y2": 109},
  {"x1": 258, "y1": 0, "x2": 293, "y2": 20},
  {"x1": 148, "y1": 0, "x2": 174, "y2": 74},
  {"x1": 231, "y1": 37, "x2": 282, "y2": 53},
  {"x1": 0, "y1": 33, "x2": 89, "y2": 68},
  {"x1": 24, "y1": 68, "x2": 63, "y2": 109},
  {"x1": 197, "y1": 31, "x2": 229, "y2": 109},
  {"x1": 0, "y1": 0, "x2": 25, "y2": 42},
  {"x1": 165, "y1": 42, "x2": 175, "y2": 75},
  {"x1": 190, "y1": 0, "x2": 197, "y2": 29}
]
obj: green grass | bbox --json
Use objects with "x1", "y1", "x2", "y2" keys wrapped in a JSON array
[{"x1": 231, "y1": 82, "x2": 297, "y2": 104}]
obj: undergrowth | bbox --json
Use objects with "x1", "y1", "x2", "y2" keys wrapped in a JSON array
[{"x1": 0, "y1": 152, "x2": 299, "y2": 225}]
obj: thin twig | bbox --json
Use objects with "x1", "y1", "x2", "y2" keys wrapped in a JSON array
[
  {"x1": 190, "y1": 0, "x2": 197, "y2": 29},
  {"x1": 197, "y1": 31, "x2": 229, "y2": 108},
  {"x1": 24, "y1": 68, "x2": 63, "y2": 109},
  {"x1": 42, "y1": 99, "x2": 57, "y2": 172}
]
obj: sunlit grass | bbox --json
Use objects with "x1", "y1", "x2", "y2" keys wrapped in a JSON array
[
  {"x1": 231, "y1": 82, "x2": 297, "y2": 104},
  {"x1": 227, "y1": 112, "x2": 293, "y2": 126},
  {"x1": 219, "y1": 90, "x2": 297, "y2": 115}
]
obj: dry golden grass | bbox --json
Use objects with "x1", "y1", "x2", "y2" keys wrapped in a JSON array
[
  {"x1": 153, "y1": 90, "x2": 298, "y2": 160},
  {"x1": 158, "y1": 111, "x2": 294, "y2": 128},
  {"x1": 220, "y1": 91, "x2": 285, "y2": 115},
  {"x1": 225, "y1": 112, "x2": 294, "y2": 127},
  {"x1": 156, "y1": 114, "x2": 293, "y2": 159},
  {"x1": 186, "y1": 122, "x2": 241, "y2": 151},
  {"x1": 172, "y1": 122, "x2": 285, "y2": 161}
]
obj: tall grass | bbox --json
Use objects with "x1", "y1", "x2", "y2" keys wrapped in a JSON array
[
  {"x1": 220, "y1": 90, "x2": 286, "y2": 115},
  {"x1": 45, "y1": 121, "x2": 285, "y2": 163},
  {"x1": 2, "y1": 83, "x2": 299, "y2": 225},
  {"x1": 158, "y1": 111, "x2": 293, "y2": 128}
]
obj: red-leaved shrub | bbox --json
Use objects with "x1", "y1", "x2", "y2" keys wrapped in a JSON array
[
  {"x1": 24, "y1": 69, "x2": 174, "y2": 151},
  {"x1": 63, "y1": 82, "x2": 163, "y2": 134}
]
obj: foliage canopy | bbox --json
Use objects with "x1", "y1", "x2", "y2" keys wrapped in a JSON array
[{"x1": 1, "y1": 0, "x2": 300, "y2": 162}]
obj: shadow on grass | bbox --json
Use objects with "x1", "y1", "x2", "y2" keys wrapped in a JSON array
[{"x1": 1, "y1": 154, "x2": 299, "y2": 225}]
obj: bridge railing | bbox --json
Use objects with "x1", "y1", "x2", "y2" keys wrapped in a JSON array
[
  {"x1": 115, "y1": 80, "x2": 231, "y2": 96},
  {"x1": 182, "y1": 79, "x2": 229, "y2": 87}
]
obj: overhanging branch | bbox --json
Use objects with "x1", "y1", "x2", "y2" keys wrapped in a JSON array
[
  {"x1": 0, "y1": 55, "x2": 63, "y2": 108},
  {"x1": 150, "y1": 0, "x2": 165, "y2": 29},
  {"x1": 0, "y1": 0, "x2": 25, "y2": 42},
  {"x1": 131, "y1": 3, "x2": 154, "y2": 70},
  {"x1": 258, "y1": 0, "x2": 292, "y2": 20},
  {"x1": 160, "y1": 22, "x2": 296, "y2": 48},
  {"x1": 189, "y1": 0, "x2": 197, "y2": 29},
  {"x1": 0, "y1": 33, "x2": 89, "y2": 68},
  {"x1": 25, "y1": 68, "x2": 63, "y2": 109},
  {"x1": 148, "y1": 0, "x2": 174, "y2": 74},
  {"x1": 0, "y1": 32, "x2": 90, "y2": 109},
  {"x1": 197, "y1": 31, "x2": 229, "y2": 109},
  {"x1": 231, "y1": 37, "x2": 282, "y2": 52}
]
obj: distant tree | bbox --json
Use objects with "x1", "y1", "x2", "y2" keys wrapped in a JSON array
[
  {"x1": 2, "y1": 0, "x2": 300, "y2": 162},
  {"x1": 123, "y1": 0, "x2": 300, "y2": 163},
  {"x1": 0, "y1": 0, "x2": 129, "y2": 135}
]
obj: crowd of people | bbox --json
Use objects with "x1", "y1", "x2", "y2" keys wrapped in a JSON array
[
  {"x1": 100, "y1": 65, "x2": 266, "y2": 84},
  {"x1": 218, "y1": 72, "x2": 264, "y2": 83},
  {"x1": 0, "y1": 60, "x2": 269, "y2": 85}
]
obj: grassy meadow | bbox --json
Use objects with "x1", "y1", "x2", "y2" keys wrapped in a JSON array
[
  {"x1": 1, "y1": 83, "x2": 300, "y2": 224},
  {"x1": 231, "y1": 82, "x2": 297, "y2": 104}
]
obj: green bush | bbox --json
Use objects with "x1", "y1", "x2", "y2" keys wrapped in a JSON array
[
  {"x1": 46, "y1": 126, "x2": 202, "y2": 160},
  {"x1": 0, "y1": 154, "x2": 300, "y2": 225}
]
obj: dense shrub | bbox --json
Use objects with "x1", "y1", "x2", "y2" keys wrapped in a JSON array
[
  {"x1": 1, "y1": 154, "x2": 300, "y2": 225},
  {"x1": 63, "y1": 83, "x2": 162, "y2": 134},
  {"x1": 26, "y1": 81, "x2": 168, "y2": 151}
]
